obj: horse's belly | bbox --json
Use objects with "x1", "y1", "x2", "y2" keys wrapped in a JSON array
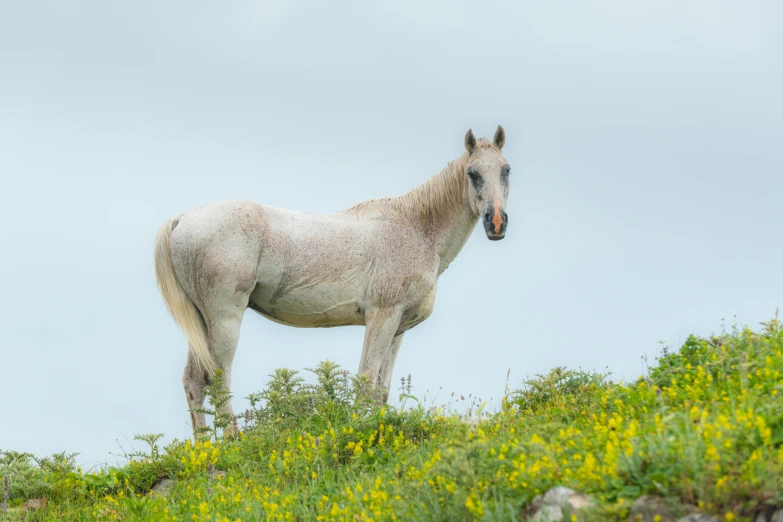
[{"x1": 248, "y1": 284, "x2": 365, "y2": 328}]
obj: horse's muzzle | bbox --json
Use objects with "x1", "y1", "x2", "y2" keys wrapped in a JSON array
[{"x1": 483, "y1": 205, "x2": 507, "y2": 241}]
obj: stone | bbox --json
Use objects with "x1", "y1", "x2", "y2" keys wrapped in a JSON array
[
  {"x1": 528, "y1": 495, "x2": 544, "y2": 513},
  {"x1": 530, "y1": 504, "x2": 564, "y2": 522},
  {"x1": 528, "y1": 486, "x2": 595, "y2": 521},
  {"x1": 207, "y1": 463, "x2": 226, "y2": 480},
  {"x1": 22, "y1": 498, "x2": 47, "y2": 511},
  {"x1": 151, "y1": 478, "x2": 172, "y2": 498},
  {"x1": 566, "y1": 493, "x2": 594, "y2": 512},
  {"x1": 542, "y1": 487, "x2": 577, "y2": 507},
  {"x1": 542, "y1": 486, "x2": 594, "y2": 511},
  {"x1": 677, "y1": 514, "x2": 717, "y2": 522},
  {"x1": 629, "y1": 496, "x2": 674, "y2": 522},
  {"x1": 752, "y1": 506, "x2": 783, "y2": 522}
]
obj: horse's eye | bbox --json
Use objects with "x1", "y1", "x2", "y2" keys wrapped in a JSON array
[{"x1": 467, "y1": 169, "x2": 483, "y2": 191}]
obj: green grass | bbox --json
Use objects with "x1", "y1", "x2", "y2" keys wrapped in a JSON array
[{"x1": 2, "y1": 316, "x2": 782, "y2": 521}]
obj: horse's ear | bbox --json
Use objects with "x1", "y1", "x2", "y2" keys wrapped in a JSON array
[
  {"x1": 465, "y1": 129, "x2": 477, "y2": 154},
  {"x1": 493, "y1": 125, "x2": 505, "y2": 150}
]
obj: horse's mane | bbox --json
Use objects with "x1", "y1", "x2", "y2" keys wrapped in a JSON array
[{"x1": 344, "y1": 139, "x2": 493, "y2": 224}]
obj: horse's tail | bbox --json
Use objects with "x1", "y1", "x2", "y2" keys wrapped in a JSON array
[{"x1": 154, "y1": 218, "x2": 216, "y2": 374}]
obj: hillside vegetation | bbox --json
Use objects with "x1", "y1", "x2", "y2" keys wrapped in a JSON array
[{"x1": 2, "y1": 316, "x2": 782, "y2": 521}]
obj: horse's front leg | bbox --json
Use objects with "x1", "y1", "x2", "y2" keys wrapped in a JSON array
[
  {"x1": 358, "y1": 307, "x2": 403, "y2": 403},
  {"x1": 378, "y1": 333, "x2": 404, "y2": 403}
]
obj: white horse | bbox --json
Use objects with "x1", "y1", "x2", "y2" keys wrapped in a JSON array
[{"x1": 154, "y1": 127, "x2": 511, "y2": 434}]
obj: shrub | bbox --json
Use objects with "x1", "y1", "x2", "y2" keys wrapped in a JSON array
[{"x1": 3, "y1": 316, "x2": 782, "y2": 521}]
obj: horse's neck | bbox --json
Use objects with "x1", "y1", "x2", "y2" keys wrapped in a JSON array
[
  {"x1": 397, "y1": 156, "x2": 477, "y2": 275},
  {"x1": 430, "y1": 203, "x2": 479, "y2": 276},
  {"x1": 356, "y1": 153, "x2": 477, "y2": 274}
]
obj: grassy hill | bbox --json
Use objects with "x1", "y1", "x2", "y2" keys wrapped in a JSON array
[{"x1": 2, "y1": 315, "x2": 782, "y2": 521}]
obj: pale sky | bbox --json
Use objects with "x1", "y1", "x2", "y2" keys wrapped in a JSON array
[{"x1": 1, "y1": 1, "x2": 781, "y2": 467}]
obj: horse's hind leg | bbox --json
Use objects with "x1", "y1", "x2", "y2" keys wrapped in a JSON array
[
  {"x1": 181, "y1": 301, "x2": 245, "y2": 439},
  {"x1": 170, "y1": 202, "x2": 261, "y2": 438},
  {"x1": 182, "y1": 306, "x2": 244, "y2": 438},
  {"x1": 203, "y1": 303, "x2": 245, "y2": 436},
  {"x1": 183, "y1": 348, "x2": 207, "y2": 433}
]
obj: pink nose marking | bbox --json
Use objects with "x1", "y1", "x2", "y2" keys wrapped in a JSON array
[{"x1": 492, "y1": 200, "x2": 503, "y2": 233}]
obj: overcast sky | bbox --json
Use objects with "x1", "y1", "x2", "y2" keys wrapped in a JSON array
[{"x1": 1, "y1": 1, "x2": 781, "y2": 467}]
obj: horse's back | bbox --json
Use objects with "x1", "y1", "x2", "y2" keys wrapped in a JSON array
[{"x1": 173, "y1": 199, "x2": 265, "y2": 239}]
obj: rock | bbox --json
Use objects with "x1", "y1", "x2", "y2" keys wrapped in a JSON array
[
  {"x1": 677, "y1": 514, "x2": 717, "y2": 522},
  {"x1": 528, "y1": 486, "x2": 594, "y2": 521},
  {"x1": 543, "y1": 486, "x2": 594, "y2": 513},
  {"x1": 543, "y1": 487, "x2": 577, "y2": 507},
  {"x1": 530, "y1": 504, "x2": 564, "y2": 522},
  {"x1": 528, "y1": 495, "x2": 544, "y2": 514},
  {"x1": 753, "y1": 506, "x2": 779, "y2": 522},
  {"x1": 22, "y1": 498, "x2": 47, "y2": 511},
  {"x1": 207, "y1": 463, "x2": 226, "y2": 480},
  {"x1": 567, "y1": 493, "x2": 594, "y2": 511},
  {"x1": 629, "y1": 496, "x2": 674, "y2": 522},
  {"x1": 151, "y1": 478, "x2": 172, "y2": 498}
]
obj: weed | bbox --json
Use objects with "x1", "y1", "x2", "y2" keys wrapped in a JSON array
[{"x1": 2, "y1": 317, "x2": 782, "y2": 521}]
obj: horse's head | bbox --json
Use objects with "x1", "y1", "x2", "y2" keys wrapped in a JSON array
[{"x1": 464, "y1": 126, "x2": 510, "y2": 241}]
